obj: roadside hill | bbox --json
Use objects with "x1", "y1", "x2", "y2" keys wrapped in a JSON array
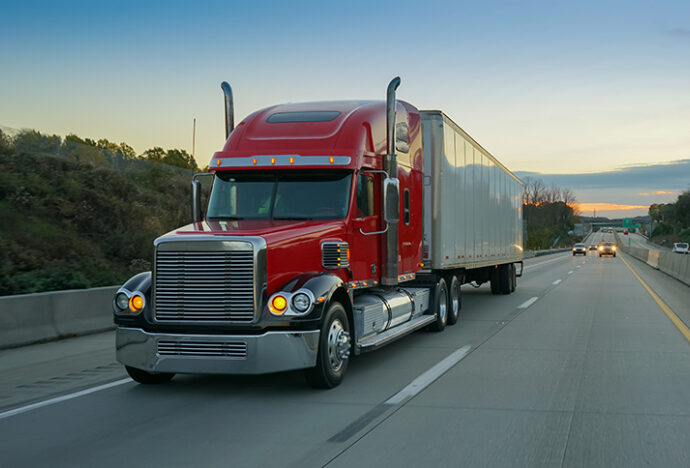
[{"x1": 0, "y1": 146, "x2": 194, "y2": 296}]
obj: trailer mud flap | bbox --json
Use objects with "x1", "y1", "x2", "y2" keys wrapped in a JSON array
[{"x1": 515, "y1": 261, "x2": 524, "y2": 277}]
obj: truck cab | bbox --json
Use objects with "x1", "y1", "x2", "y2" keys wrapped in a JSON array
[{"x1": 113, "y1": 78, "x2": 522, "y2": 388}]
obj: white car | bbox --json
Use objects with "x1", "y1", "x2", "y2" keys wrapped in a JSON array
[{"x1": 672, "y1": 242, "x2": 689, "y2": 254}]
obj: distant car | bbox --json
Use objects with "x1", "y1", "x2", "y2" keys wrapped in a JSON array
[
  {"x1": 623, "y1": 230, "x2": 628, "y2": 235},
  {"x1": 572, "y1": 243, "x2": 587, "y2": 256},
  {"x1": 589, "y1": 244, "x2": 597, "y2": 251},
  {"x1": 598, "y1": 242, "x2": 616, "y2": 257},
  {"x1": 672, "y1": 242, "x2": 689, "y2": 254}
]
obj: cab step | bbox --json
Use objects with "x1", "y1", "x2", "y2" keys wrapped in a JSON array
[{"x1": 356, "y1": 315, "x2": 436, "y2": 354}]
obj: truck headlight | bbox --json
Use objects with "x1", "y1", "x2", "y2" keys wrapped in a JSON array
[
  {"x1": 291, "y1": 292, "x2": 311, "y2": 313},
  {"x1": 115, "y1": 292, "x2": 129, "y2": 310}
]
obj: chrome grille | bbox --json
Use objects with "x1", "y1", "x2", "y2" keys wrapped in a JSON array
[
  {"x1": 322, "y1": 242, "x2": 349, "y2": 269},
  {"x1": 158, "y1": 340, "x2": 247, "y2": 358},
  {"x1": 154, "y1": 250, "x2": 255, "y2": 322}
]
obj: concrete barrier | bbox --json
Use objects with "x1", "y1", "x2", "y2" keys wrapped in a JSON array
[
  {"x1": 0, "y1": 286, "x2": 118, "y2": 349},
  {"x1": 615, "y1": 234, "x2": 690, "y2": 287}
]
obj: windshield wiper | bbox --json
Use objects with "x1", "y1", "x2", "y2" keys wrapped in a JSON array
[{"x1": 207, "y1": 216, "x2": 247, "y2": 220}]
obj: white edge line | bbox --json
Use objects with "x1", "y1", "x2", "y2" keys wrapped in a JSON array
[
  {"x1": 0, "y1": 378, "x2": 132, "y2": 420},
  {"x1": 385, "y1": 345, "x2": 472, "y2": 406},
  {"x1": 552, "y1": 279, "x2": 562, "y2": 285},
  {"x1": 518, "y1": 296, "x2": 539, "y2": 309},
  {"x1": 568, "y1": 270, "x2": 574, "y2": 274}
]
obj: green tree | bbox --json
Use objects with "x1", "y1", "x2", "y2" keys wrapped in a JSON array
[
  {"x1": 164, "y1": 148, "x2": 199, "y2": 171},
  {"x1": 13, "y1": 130, "x2": 61, "y2": 156},
  {"x1": 143, "y1": 146, "x2": 166, "y2": 163}
]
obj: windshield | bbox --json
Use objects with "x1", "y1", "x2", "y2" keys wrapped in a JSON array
[{"x1": 206, "y1": 171, "x2": 353, "y2": 220}]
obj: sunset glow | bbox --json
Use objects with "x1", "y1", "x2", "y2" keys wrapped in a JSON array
[{"x1": 575, "y1": 202, "x2": 649, "y2": 214}]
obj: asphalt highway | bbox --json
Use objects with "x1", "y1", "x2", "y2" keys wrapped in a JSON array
[{"x1": 1, "y1": 237, "x2": 689, "y2": 467}]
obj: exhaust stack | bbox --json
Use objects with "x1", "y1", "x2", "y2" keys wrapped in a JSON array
[
  {"x1": 382, "y1": 77, "x2": 401, "y2": 285},
  {"x1": 221, "y1": 81, "x2": 234, "y2": 139}
]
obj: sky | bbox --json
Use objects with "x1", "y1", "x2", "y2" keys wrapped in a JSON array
[{"x1": 1, "y1": 0, "x2": 689, "y2": 217}]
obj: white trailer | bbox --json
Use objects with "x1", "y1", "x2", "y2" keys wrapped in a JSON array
[{"x1": 420, "y1": 110, "x2": 523, "y2": 292}]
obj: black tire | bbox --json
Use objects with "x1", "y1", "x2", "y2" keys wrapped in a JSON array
[
  {"x1": 499, "y1": 264, "x2": 511, "y2": 295},
  {"x1": 573, "y1": 253, "x2": 576, "y2": 256},
  {"x1": 125, "y1": 366, "x2": 174, "y2": 385},
  {"x1": 613, "y1": 253, "x2": 616, "y2": 257},
  {"x1": 509, "y1": 264, "x2": 517, "y2": 293},
  {"x1": 305, "y1": 302, "x2": 351, "y2": 389},
  {"x1": 428, "y1": 277, "x2": 448, "y2": 332},
  {"x1": 447, "y1": 275, "x2": 461, "y2": 326},
  {"x1": 490, "y1": 267, "x2": 500, "y2": 295}
]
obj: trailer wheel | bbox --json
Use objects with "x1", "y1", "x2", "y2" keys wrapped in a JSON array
[
  {"x1": 305, "y1": 302, "x2": 351, "y2": 389},
  {"x1": 447, "y1": 275, "x2": 461, "y2": 326},
  {"x1": 490, "y1": 267, "x2": 500, "y2": 295},
  {"x1": 499, "y1": 264, "x2": 511, "y2": 295},
  {"x1": 125, "y1": 366, "x2": 174, "y2": 385},
  {"x1": 510, "y1": 264, "x2": 517, "y2": 293},
  {"x1": 428, "y1": 277, "x2": 448, "y2": 332}
]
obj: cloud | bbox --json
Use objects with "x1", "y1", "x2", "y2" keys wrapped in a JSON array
[
  {"x1": 669, "y1": 28, "x2": 690, "y2": 38},
  {"x1": 515, "y1": 159, "x2": 690, "y2": 191},
  {"x1": 637, "y1": 192, "x2": 649, "y2": 196},
  {"x1": 654, "y1": 190, "x2": 674, "y2": 195}
]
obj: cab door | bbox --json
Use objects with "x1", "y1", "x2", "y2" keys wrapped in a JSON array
[{"x1": 350, "y1": 173, "x2": 382, "y2": 282}]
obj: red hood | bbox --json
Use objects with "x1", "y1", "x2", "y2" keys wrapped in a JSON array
[
  {"x1": 161, "y1": 220, "x2": 348, "y2": 292},
  {"x1": 169, "y1": 219, "x2": 344, "y2": 243}
]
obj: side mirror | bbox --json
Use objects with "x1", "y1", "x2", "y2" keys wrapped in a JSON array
[
  {"x1": 383, "y1": 177, "x2": 400, "y2": 224},
  {"x1": 191, "y1": 179, "x2": 203, "y2": 223}
]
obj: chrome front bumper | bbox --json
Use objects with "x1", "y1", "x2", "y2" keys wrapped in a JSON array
[{"x1": 116, "y1": 327, "x2": 320, "y2": 375}]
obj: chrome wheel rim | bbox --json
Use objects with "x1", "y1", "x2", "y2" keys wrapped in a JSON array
[
  {"x1": 327, "y1": 319, "x2": 349, "y2": 372},
  {"x1": 439, "y1": 286, "x2": 447, "y2": 321},
  {"x1": 451, "y1": 286, "x2": 459, "y2": 317}
]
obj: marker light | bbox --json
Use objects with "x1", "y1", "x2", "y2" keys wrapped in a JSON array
[
  {"x1": 289, "y1": 157, "x2": 295, "y2": 164},
  {"x1": 129, "y1": 294, "x2": 145, "y2": 313},
  {"x1": 216, "y1": 159, "x2": 221, "y2": 166},
  {"x1": 329, "y1": 156, "x2": 335, "y2": 164},
  {"x1": 271, "y1": 157, "x2": 276, "y2": 165},
  {"x1": 252, "y1": 158, "x2": 257, "y2": 165},
  {"x1": 269, "y1": 295, "x2": 288, "y2": 315}
]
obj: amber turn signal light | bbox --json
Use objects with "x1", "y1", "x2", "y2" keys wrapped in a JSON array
[
  {"x1": 129, "y1": 294, "x2": 145, "y2": 313},
  {"x1": 269, "y1": 295, "x2": 288, "y2": 315}
]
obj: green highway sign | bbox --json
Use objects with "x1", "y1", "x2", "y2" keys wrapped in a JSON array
[{"x1": 622, "y1": 218, "x2": 633, "y2": 228}]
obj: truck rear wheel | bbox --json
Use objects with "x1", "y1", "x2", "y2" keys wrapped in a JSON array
[
  {"x1": 510, "y1": 264, "x2": 517, "y2": 293},
  {"x1": 428, "y1": 277, "x2": 448, "y2": 332},
  {"x1": 125, "y1": 366, "x2": 174, "y2": 385},
  {"x1": 305, "y1": 302, "x2": 351, "y2": 389},
  {"x1": 490, "y1": 267, "x2": 500, "y2": 295},
  {"x1": 447, "y1": 275, "x2": 461, "y2": 326}
]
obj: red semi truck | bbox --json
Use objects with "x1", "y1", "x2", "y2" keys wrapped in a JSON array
[{"x1": 113, "y1": 78, "x2": 523, "y2": 388}]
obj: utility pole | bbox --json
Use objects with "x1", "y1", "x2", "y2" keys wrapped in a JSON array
[{"x1": 192, "y1": 118, "x2": 196, "y2": 160}]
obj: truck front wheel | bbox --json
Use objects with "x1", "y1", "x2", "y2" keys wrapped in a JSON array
[
  {"x1": 125, "y1": 366, "x2": 174, "y2": 385},
  {"x1": 305, "y1": 302, "x2": 351, "y2": 389}
]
